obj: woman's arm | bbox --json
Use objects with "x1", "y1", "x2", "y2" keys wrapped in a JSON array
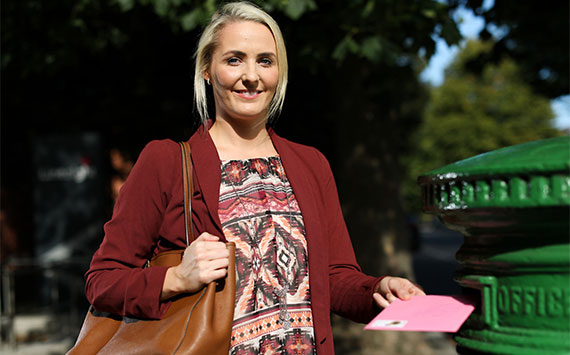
[
  {"x1": 317, "y1": 151, "x2": 423, "y2": 322},
  {"x1": 373, "y1": 276, "x2": 425, "y2": 308},
  {"x1": 160, "y1": 233, "x2": 229, "y2": 300},
  {"x1": 85, "y1": 140, "x2": 179, "y2": 319}
]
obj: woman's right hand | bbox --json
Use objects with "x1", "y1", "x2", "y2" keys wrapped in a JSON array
[{"x1": 161, "y1": 232, "x2": 230, "y2": 300}]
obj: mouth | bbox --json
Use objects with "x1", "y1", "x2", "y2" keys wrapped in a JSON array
[{"x1": 233, "y1": 90, "x2": 262, "y2": 99}]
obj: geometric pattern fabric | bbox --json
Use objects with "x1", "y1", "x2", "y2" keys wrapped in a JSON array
[{"x1": 219, "y1": 156, "x2": 315, "y2": 354}]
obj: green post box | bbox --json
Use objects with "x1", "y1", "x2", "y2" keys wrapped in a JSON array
[{"x1": 418, "y1": 136, "x2": 570, "y2": 354}]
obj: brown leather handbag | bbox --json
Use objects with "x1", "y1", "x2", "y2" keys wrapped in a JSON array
[{"x1": 67, "y1": 142, "x2": 235, "y2": 355}]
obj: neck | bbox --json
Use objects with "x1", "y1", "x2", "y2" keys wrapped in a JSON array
[{"x1": 209, "y1": 118, "x2": 276, "y2": 160}]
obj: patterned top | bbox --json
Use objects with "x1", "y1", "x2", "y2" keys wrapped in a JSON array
[{"x1": 219, "y1": 156, "x2": 316, "y2": 355}]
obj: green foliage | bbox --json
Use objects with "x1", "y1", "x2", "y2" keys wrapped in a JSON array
[
  {"x1": 116, "y1": 0, "x2": 460, "y2": 68},
  {"x1": 107, "y1": 0, "x2": 319, "y2": 31},
  {"x1": 111, "y1": 0, "x2": 218, "y2": 31},
  {"x1": 402, "y1": 40, "x2": 562, "y2": 212},
  {"x1": 280, "y1": 0, "x2": 318, "y2": 20},
  {"x1": 453, "y1": 0, "x2": 569, "y2": 98},
  {"x1": 1, "y1": 0, "x2": 462, "y2": 83}
]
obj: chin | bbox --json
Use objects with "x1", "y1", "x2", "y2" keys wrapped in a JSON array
[{"x1": 229, "y1": 110, "x2": 267, "y2": 122}]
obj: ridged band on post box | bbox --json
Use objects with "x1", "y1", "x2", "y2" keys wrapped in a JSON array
[{"x1": 418, "y1": 136, "x2": 570, "y2": 355}]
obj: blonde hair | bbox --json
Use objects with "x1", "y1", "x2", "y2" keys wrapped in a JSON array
[{"x1": 193, "y1": 1, "x2": 288, "y2": 124}]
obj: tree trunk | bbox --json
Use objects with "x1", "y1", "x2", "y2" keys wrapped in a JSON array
[{"x1": 328, "y1": 57, "x2": 437, "y2": 354}]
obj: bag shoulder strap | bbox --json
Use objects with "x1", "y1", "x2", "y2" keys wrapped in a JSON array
[{"x1": 179, "y1": 141, "x2": 194, "y2": 247}]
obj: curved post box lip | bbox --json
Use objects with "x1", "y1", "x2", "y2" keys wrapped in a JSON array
[
  {"x1": 418, "y1": 137, "x2": 570, "y2": 211},
  {"x1": 418, "y1": 136, "x2": 570, "y2": 183}
]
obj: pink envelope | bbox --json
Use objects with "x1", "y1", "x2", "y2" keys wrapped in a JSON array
[{"x1": 364, "y1": 295, "x2": 477, "y2": 333}]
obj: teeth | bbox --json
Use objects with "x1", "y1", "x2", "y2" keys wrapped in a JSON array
[{"x1": 234, "y1": 90, "x2": 261, "y2": 97}]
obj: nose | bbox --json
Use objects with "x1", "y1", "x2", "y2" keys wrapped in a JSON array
[{"x1": 241, "y1": 62, "x2": 259, "y2": 87}]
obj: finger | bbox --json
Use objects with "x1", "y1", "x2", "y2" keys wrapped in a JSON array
[
  {"x1": 209, "y1": 268, "x2": 228, "y2": 282},
  {"x1": 208, "y1": 257, "x2": 230, "y2": 270},
  {"x1": 386, "y1": 291, "x2": 397, "y2": 303},
  {"x1": 412, "y1": 281, "x2": 426, "y2": 295},
  {"x1": 412, "y1": 283, "x2": 426, "y2": 296},
  {"x1": 194, "y1": 240, "x2": 228, "y2": 252},
  {"x1": 391, "y1": 279, "x2": 412, "y2": 300},
  {"x1": 373, "y1": 292, "x2": 390, "y2": 308},
  {"x1": 190, "y1": 238, "x2": 227, "y2": 255},
  {"x1": 196, "y1": 246, "x2": 230, "y2": 261},
  {"x1": 194, "y1": 232, "x2": 220, "y2": 242},
  {"x1": 193, "y1": 251, "x2": 229, "y2": 271},
  {"x1": 379, "y1": 277, "x2": 398, "y2": 301},
  {"x1": 199, "y1": 267, "x2": 228, "y2": 284},
  {"x1": 391, "y1": 278, "x2": 425, "y2": 300}
]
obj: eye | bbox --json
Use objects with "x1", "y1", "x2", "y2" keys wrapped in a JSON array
[
  {"x1": 259, "y1": 57, "x2": 273, "y2": 66},
  {"x1": 226, "y1": 57, "x2": 241, "y2": 65}
]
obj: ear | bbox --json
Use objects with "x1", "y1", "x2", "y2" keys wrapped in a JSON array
[{"x1": 203, "y1": 72, "x2": 210, "y2": 82}]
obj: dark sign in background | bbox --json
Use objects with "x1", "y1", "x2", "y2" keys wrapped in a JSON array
[{"x1": 33, "y1": 133, "x2": 106, "y2": 261}]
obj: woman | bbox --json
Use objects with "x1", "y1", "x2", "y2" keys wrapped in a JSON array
[{"x1": 85, "y1": 2, "x2": 424, "y2": 354}]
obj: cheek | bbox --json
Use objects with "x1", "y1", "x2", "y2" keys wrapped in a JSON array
[
  {"x1": 264, "y1": 70, "x2": 279, "y2": 91},
  {"x1": 213, "y1": 67, "x2": 239, "y2": 89},
  {"x1": 212, "y1": 85, "x2": 227, "y2": 103}
]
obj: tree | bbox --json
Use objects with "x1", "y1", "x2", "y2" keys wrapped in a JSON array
[
  {"x1": 451, "y1": 0, "x2": 569, "y2": 99},
  {"x1": 403, "y1": 40, "x2": 562, "y2": 212}
]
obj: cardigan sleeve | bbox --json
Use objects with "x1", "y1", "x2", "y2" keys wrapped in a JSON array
[
  {"x1": 84, "y1": 140, "x2": 179, "y2": 320},
  {"x1": 317, "y1": 151, "x2": 384, "y2": 323}
]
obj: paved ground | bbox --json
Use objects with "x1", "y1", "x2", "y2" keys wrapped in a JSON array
[{"x1": 0, "y1": 339, "x2": 74, "y2": 355}]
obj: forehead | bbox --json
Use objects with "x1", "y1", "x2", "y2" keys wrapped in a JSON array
[{"x1": 216, "y1": 21, "x2": 276, "y2": 54}]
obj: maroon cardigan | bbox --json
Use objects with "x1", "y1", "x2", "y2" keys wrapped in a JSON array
[{"x1": 85, "y1": 126, "x2": 382, "y2": 354}]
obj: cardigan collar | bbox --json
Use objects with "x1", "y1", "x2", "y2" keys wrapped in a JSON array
[
  {"x1": 188, "y1": 123, "x2": 316, "y2": 242},
  {"x1": 188, "y1": 123, "x2": 225, "y2": 238}
]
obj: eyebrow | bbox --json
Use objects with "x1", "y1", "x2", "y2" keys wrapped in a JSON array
[
  {"x1": 222, "y1": 50, "x2": 276, "y2": 58},
  {"x1": 257, "y1": 52, "x2": 276, "y2": 58}
]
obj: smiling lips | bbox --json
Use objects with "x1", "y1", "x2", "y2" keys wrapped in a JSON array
[{"x1": 233, "y1": 90, "x2": 262, "y2": 99}]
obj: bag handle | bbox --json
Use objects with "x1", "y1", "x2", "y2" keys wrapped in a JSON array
[{"x1": 179, "y1": 142, "x2": 194, "y2": 247}]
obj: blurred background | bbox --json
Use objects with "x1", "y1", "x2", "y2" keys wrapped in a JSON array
[{"x1": 1, "y1": 0, "x2": 568, "y2": 353}]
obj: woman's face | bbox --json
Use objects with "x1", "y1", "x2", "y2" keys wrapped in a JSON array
[{"x1": 207, "y1": 21, "x2": 279, "y2": 125}]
